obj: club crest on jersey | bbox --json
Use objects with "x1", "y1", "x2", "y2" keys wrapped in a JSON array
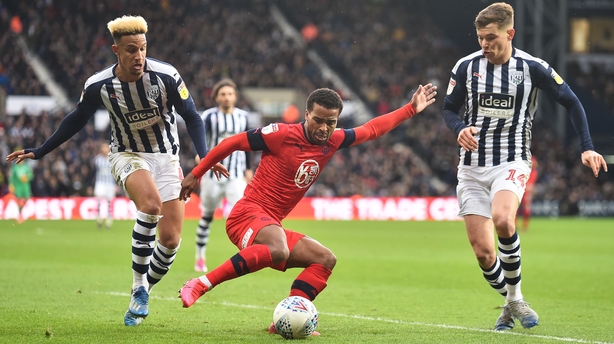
[
  {"x1": 321, "y1": 144, "x2": 331, "y2": 155},
  {"x1": 294, "y1": 159, "x2": 320, "y2": 189},
  {"x1": 510, "y1": 71, "x2": 524, "y2": 85},
  {"x1": 146, "y1": 85, "x2": 160, "y2": 101}
]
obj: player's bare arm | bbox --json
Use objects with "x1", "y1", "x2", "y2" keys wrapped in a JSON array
[
  {"x1": 581, "y1": 150, "x2": 608, "y2": 177},
  {"x1": 6, "y1": 150, "x2": 34, "y2": 164},
  {"x1": 409, "y1": 83, "x2": 437, "y2": 113},
  {"x1": 458, "y1": 126, "x2": 478, "y2": 152}
]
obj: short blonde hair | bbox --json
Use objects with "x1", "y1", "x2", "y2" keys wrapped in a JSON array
[
  {"x1": 107, "y1": 15, "x2": 148, "y2": 42},
  {"x1": 474, "y1": 2, "x2": 514, "y2": 30}
]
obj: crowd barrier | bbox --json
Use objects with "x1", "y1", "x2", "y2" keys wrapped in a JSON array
[
  {"x1": 4, "y1": 195, "x2": 613, "y2": 221},
  {"x1": 0, "y1": 195, "x2": 462, "y2": 221}
]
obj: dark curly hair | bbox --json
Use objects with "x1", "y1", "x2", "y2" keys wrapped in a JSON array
[{"x1": 306, "y1": 88, "x2": 343, "y2": 114}]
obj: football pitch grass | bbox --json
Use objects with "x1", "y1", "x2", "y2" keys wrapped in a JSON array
[{"x1": 1, "y1": 218, "x2": 613, "y2": 343}]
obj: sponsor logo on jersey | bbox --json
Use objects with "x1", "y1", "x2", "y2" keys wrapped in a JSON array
[
  {"x1": 125, "y1": 107, "x2": 162, "y2": 130},
  {"x1": 510, "y1": 71, "x2": 524, "y2": 85},
  {"x1": 551, "y1": 69, "x2": 564, "y2": 85},
  {"x1": 262, "y1": 123, "x2": 279, "y2": 135},
  {"x1": 478, "y1": 92, "x2": 515, "y2": 119},
  {"x1": 241, "y1": 228, "x2": 254, "y2": 249},
  {"x1": 146, "y1": 85, "x2": 160, "y2": 101},
  {"x1": 178, "y1": 81, "x2": 190, "y2": 100},
  {"x1": 295, "y1": 159, "x2": 320, "y2": 189}
]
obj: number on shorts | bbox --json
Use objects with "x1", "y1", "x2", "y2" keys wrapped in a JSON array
[{"x1": 506, "y1": 169, "x2": 526, "y2": 189}]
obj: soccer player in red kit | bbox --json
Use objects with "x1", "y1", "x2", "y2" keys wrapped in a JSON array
[
  {"x1": 519, "y1": 156, "x2": 538, "y2": 231},
  {"x1": 178, "y1": 85, "x2": 437, "y2": 335}
]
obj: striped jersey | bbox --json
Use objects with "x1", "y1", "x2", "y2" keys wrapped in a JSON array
[
  {"x1": 80, "y1": 58, "x2": 200, "y2": 155},
  {"x1": 201, "y1": 107, "x2": 250, "y2": 179},
  {"x1": 443, "y1": 47, "x2": 589, "y2": 167},
  {"x1": 93, "y1": 153, "x2": 115, "y2": 185}
]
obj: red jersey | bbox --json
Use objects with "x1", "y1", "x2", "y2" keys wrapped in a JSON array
[
  {"x1": 241, "y1": 123, "x2": 350, "y2": 221},
  {"x1": 191, "y1": 102, "x2": 416, "y2": 223}
]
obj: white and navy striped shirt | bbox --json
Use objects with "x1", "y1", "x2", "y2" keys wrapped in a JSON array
[
  {"x1": 201, "y1": 107, "x2": 250, "y2": 179},
  {"x1": 94, "y1": 153, "x2": 115, "y2": 185},
  {"x1": 29, "y1": 58, "x2": 208, "y2": 160},
  {"x1": 443, "y1": 47, "x2": 594, "y2": 167}
]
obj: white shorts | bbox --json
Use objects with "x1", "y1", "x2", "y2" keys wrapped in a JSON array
[
  {"x1": 109, "y1": 152, "x2": 183, "y2": 203},
  {"x1": 199, "y1": 177, "x2": 247, "y2": 217},
  {"x1": 94, "y1": 182, "x2": 116, "y2": 200},
  {"x1": 456, "y1": 161, "x2": 531, "y2": 218}
]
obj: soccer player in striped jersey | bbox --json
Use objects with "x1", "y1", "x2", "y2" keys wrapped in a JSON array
[
  {"x1": 442, "y1": 2, "x2": 608, "y2": 331},
  {"x1": 194, "y1": 78, "x2": 253, "y2": 273},
  {"x1": 6, "y1": 15, "x2": 228, "y2": 326},
  {"x1": 93, "y1": 142, "x2": 117, "y2": 228},
  {"x1": 178, "y1": 85, "x2": 437, "y2": 336}
]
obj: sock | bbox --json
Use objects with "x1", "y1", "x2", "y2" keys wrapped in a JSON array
[
  {"x1": 131, "y1": 211, "x2": 161, "y2": 290},
  {"x1": 147, "y1": 240, "x2": 180, "y2": 291},
  {"x1": 205, "y1": 244, "x2": 273, "y2": 288},
  {"x1": 195, "y1": 215, "x2": 213, "y2": 259},
  {"x1": 481, "y1": 257, "x2": 508, "y2": 298},
  {"x1": 289, "y1": 263, "x2": 332, "y2": 301},
  {"x1": 499, "y1": 232, "x2": 523, "y2": 302}
]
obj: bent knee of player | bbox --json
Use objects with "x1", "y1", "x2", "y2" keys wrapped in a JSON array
[
  {"x1": 492, "y1": 213, "x2": 516, "y2": 234},
  {"x1": 137, "y1": 200, "x2": 163, "y2": 215},
  {"x1": 268, "y1": 244, "x2": 290, "y2": 265},
  {"x1": 316, "y1": 248, "x2": 337, "y2": 270}
]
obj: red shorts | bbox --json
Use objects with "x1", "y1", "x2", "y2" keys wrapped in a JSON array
[{"x1": 226, "y1": 202, "x2": 305, "y2": 253}]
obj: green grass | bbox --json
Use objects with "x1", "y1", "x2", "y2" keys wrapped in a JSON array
[{"x1": 1, "y1": 218, "x2": 613, "y2": 343}]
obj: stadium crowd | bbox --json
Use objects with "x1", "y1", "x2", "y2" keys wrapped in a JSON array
[{"x1": 0, "y1": 0, "x2": 612, "y2": 216}]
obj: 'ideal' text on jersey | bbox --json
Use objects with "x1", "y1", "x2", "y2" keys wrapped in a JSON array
[
  {"x1": 444, "y1": 47, "x2": 567, "y2": 167},
  {"x1": 241, "y1": 123, "x2": 353, "y2": 222},
  {"x1": 78, "y1": 58, "x2": 194, "y2": 155}
]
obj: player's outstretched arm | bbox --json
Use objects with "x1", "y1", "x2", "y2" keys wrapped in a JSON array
[
  {"x1": 410, "y1": 84, "x2": 437, "y2": 114},
  {"x1": 581, "y1": 150, "x2": 608, "y2": 177},
  {"x1": 350, "y1": 84, "x2": 437, "y2": 146}
]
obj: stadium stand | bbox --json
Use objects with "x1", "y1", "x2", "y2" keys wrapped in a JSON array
[{"x1": 0, "y1": 0, "x2": 611, "y2": 216}]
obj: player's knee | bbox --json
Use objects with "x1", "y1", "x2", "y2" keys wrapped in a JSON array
[
  {"x1": 138, "y1": 200, "x2": 162, "y2": 216},
  {"x1": 268, "y1": 244, "x2": 290, "y2": 265},
  {"x1": 317, "y1": 249, "x2": 337, "y2": 270},
  {"x1": 493, "y1": 216, "x2": 515, "y2": 234}
]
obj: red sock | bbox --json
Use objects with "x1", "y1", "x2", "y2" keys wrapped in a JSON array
[
  {"x1": 522, "y1": 207, "x2": 531, "y2": 228},
  {"x1": 206, "y1": 244, "x2": 273, "y2": 287},
  {"x1": 289, "y1": 263, "x2": 332, "y2": 301}
]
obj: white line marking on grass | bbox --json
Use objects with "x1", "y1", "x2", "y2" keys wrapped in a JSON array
[{"x1": 106, "y1": 292, "x2": 611, "y2": 344}]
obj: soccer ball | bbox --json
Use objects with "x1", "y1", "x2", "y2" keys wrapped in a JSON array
[{"x1": 273, "y1": 296, "x2": 318, "y2": 339}]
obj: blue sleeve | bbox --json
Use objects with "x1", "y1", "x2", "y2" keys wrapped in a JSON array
[
  {"x1": 338, "y1": 129, "x2": 356, "y2": 149},
  {"x1": 246, "y1": 128, "x2": 269, "y2": 151},
  {"x1": 26, "y1": 85, "x2": 100, "y2": 159},
  {"x1": 245, "y1": 151, "x2": 252, "y2": 169},
  {"x1": 529, "y1": 62, "x2": 594, "y2": 152},
  {"x1": 171, "y1": 77, "x2": 208, "y2": 158},
  {"x1": 442, "y1": 66, "x2": 469, "y2": 137}
]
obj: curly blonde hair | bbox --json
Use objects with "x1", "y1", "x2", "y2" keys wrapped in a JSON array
[{"x1": 107, "y1": 15, "x2": 148, "y2": 42}]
